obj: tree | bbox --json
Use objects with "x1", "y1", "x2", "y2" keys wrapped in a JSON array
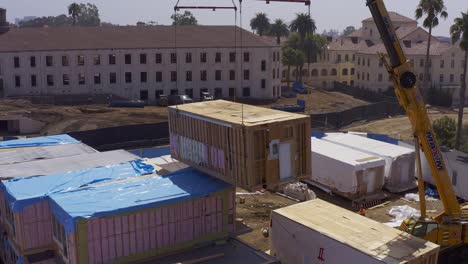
[
  {"x1": 68, "y1": 3, "x2": 81, "y2": 26},
  {"x1": 287, "y1": 33, "x2": 302, "y2": 50},
  {"x1": 450, "y1": 10, "x2": 468, "y2": 150},
  {"x1": 250, "y1": 13, "x2": 270, "y2": 36},
  {"x1": 268, "y1": 19, "x2": 289, "y2": 45},
  {"x1": 171, "y1": 11, "x2": 198, "y2": 26},
  {"x1": 322, "y1": 29, "x2": 340, "y2": 40},
  {"x1": 289, "y1": 13, "x2": 316, "y2": 41},
  {"x1": 342, "y1": 26, "x2": 356, "y2": 36},
  {"x1": 282, "y1": 47, "x2": 296, "y2": 90},
  {"x1": 432, "y1": 116, "x2": 457, "y2": 148},
  {"x1": 77, "y1": 3, "x2": 100, "y2": 26},
  {"x1": 303, "y1": 33, "x2": 328, "y2": 79},
  {"x1": 294, "y1": 49, "x2": 306, "y2": 82},
  {"x1": 415, "y1": 0, "x2": 448, "y2": 98}
]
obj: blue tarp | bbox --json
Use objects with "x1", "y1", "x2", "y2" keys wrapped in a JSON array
[
  {"x1": 1, "y1": 160, "x2": 154, "y2": 212},
  {"x1": 49, "y1": 167, "x2": 232, "y2": 234},
  {"x1": 130, "y1": 146, "x2": 171, "y2": 159},
  {"x1": 0, "y1": 134, "x2": 78, "y2": 149},
  {"x1": 367, "y1": 133, "x2": 399, "y2": 145}
]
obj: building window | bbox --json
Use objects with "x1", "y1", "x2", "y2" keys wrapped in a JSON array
[
  {"x1": 46, "y1": 74, "x2": 54, "y2": 86},
  {"x1": 52, "y1": 215, "x2": 68, "y2": 259},
  {"x1": 261, "y1": 79, "x2": 266, "y2": 89},
  {"x1": 342, "y1": 69, "x2": 348, "y2": 76},
  {"x1": 428, "y1": 59, "x2": 432, "y2": 68},
  {"x1": 244, "y1": 52, "x2": 250, "y2": 62},
  {"x1": 62, "y1": 56, "x2": 69, "y2": 66},
  {"x1": 273, "y1": 69, "x2": 276, "y2": 79},
  {"x1": 243, "y1": 70, "x2": 250, "y2": 80},
  {"x1": 215, "y1": 70, "x2": 222, "y2": 81},
  {"x1": 125, "y1": 72, "x2": 132, "y2": 83},
  {"x1": 186, "y1": 53, "x2": 192, "y2": 63},
  {"x1": 345, "y1": 54, "x2": 349, "y2": 62},
  {"x1": 94, "y1": 73, "x2": 101, "y2": 84},
  {"x1": 155, "y1": 53, "x2": 162, "y2": 64},
  {"x1": 420, "y1": 59, "x2": 424, "y2": 67},
  {"x1": 186, "y1": 71, "x2": 192, "y2": 81},
  {"x1": 109, "y1": 54, "x2": 116, "y2": 65},
  {"x1": 140, "y1": 54, "x2": 147, "y2": 64},
  {"x1": 230, "y1": 52, "x2": 236, "y2": 63},
  {"x1": 261, "y1": 60, "x2": 266, "y2": 71},
  {"x1": 350, "y1": 68, "x2": 355, "y2": 75},
  {"x1": 230, "y1": 70, "x2": 236, "y2": 81},
  {"x1": 367, "y1": 73, "x2": 370, "y2": 81},
  {"x1": 450, "y1": 74, "x2": 454, "y2": 83},
  {"x1": 337, "y1": 54, "x2": 341, "y2": 62},
  {"x1": 171, "y1": 53, "x2": 177, "y2": 64},
  {"x1": 243, "y1": 87, "x2": 250, "y2": 97},
  {"x1": 357, "y1": 72, "x2": 360, "y2": 80},
  {"x1": 171, "y1": 89, "x2": 178, "y2": 95},
  {"x1": 13, "y1": 57, "x2": 20, "y2": 68},
  {"x1": 440, "y1": 60, "x2": 444, "y2": 68},
  {"x1": 358, "y1": 57, "x2": 361, "y2": 65},
  {"x1": 200, "y1": 52, "x2": 207, "y2": 63},
  {"x1": 30, "y1": 56, "x2": 36, "y2": 67},
  {"x1": 311, "y1": 69, "x2": 318, "y2": 77},
  {"x1": 185, "y1": 89, "x2": 193, "y2": 98},
  {"x1": 155, "y1": 90, "x2": 164, "y2": 99},
  {"x1": 378, "y1": 73, "x2": 383, "y2": 82},
  {"x1": 367, "y1": 58, "x2": 370, "y2": 67},
  {"x1": 331, "y1": 69, "x2": 337, "y2": 76},
  {"x1": 125, "y1": 54, "x2": 132, "y2": 65},
  {"x1": 63, "y1": 74, "x2": 70, "y2": 85},
  {"x1": 110, "y1": 72, "x2": 117, "y2": 84},
  {"x1": 352, "y1": 54, "x2": 356, "y2": 61},
  {"x1": 171, "y1": 71, "x2": 177, "y2": 82},
  {"x1": 94, "y1": 55, "x2": 101, "y2": 65},
  {"x1": 200, "y1": 70, "x2": 207, "y2": 81},
  {"x1": 451, "y1": 60, "x2": 455, "y2": 68},
  {"x1": 31, "y1": 75, "x2": 37, "y2": 87},
  {"x1": 215, "y1": 88, "x2": 223, "y2": 98},
  {"x1": 77, "y1": 55, "x2": 85, "y2": 66},
  {"x1": 15, "y1": 76, "x2": 21, "y2": 87},
  {"x1": 46, "y1": 56, "x2": 53, "y2": 67},
  {"x1": 379, "y1": 61, "x2": 383, "y2": 67},
  {"x1": 141, "y1": 72, "x2": 147, "y2": 83},
  {"x1": 156, "y1": 71, "x2": 162, "y2": 82},
  {"x1": 140, "y1": 90, "x2": 149, "y2": 100},
  {"x1": 321, "y1": 69, "x2": 328, "y2": 76},
  {"x1": 229, "y1": 87, "x2": 235, "y2": 97},
  {"x1": 440, "y1": 74, "x2": 444, "y2": 83},
  {"x1": 78, "y1": 74, "x2": 85, "y2": 85},
  {"x1": 215, "y1": 52, "x2": 222, "y2": 63}
]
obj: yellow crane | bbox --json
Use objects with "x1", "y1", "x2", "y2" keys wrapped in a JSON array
[{"x1": 366, "y1": 0, "x2": 468, "y2": 247}]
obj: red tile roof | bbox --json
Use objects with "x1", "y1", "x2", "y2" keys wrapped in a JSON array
[
  {"x1": 363, "y1": 12, "x2": 416, "y2": 23},
  {"x1": 358, "y1": 40, "x2": 451, "y2": 56},
  {"x1": 0, "y1": 25, "x2": 276, "y2": 52}
]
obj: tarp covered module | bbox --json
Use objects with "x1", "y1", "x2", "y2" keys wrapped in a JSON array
[
  {"x1": 311, "y1": 137, "x2": 386, "y2": 199},
  {"x1": 0, "y1": 134, "x2": 79, "y2": 149},
  {"x1": 0, "y1": 149, "x2": 138, "y2": 180},
  {"x1": 321, "y1": 133, "x2": 416, "y2": 192}
]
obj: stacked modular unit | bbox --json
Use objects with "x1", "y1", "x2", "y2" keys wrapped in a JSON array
[
  {"x1": 270, "y1": 199, "x2": 440, "y2": 264},
  {"x1": 0, "y1": 159, "x2": 153, "y2": 262},
  {"x1": 311, "y1": 137, "x2": 386, "y2": 199},
  {"x1": 47, "y1": 167, "x2": 234, "y2": 264},
  {"x1": 168, "y1": 100, "x2": 311, "y2": 191},
  {"x1": 322, "y1": 133, "x2": 416, "y2": 192}
]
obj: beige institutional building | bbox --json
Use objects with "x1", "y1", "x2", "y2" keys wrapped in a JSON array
[
  {"x1": 0, "y1": 10, "x2": 281, "y2": 103},
  {"x1": 293, "y1": 12, "x2": 467, "y2": 105}
]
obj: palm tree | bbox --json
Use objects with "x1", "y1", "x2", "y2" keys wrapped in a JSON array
[
  {"x1": 415, "y1": 0, "x2": 448, "y2": 98},
  {"x1": 68, "y1": 3, "x2": 82, "y2": 26},
  {"x1": 287, "y1": 33, "x2": 302, "y2": 50},
  {"x1": 250, "y1": 13, "x2": 270, "y2": 36},
  {"x1": 282, "y1": 47, "x2": 296, "y2": 90},
  {"x1": 289, "y1": 13, "x2": 317, "y2": 41},
  {"x1": 294, "y1": 49, "x2": 305, "y2": 83},
  {"x1": 450, "y1": 11, "x2": 468, "y2": 150},
  {"x1": 269, "y1": 19, "x2": 289, "y2": 45},
  {"x1": 304, "y1": 33, "x2": 328, "y2": 81}
]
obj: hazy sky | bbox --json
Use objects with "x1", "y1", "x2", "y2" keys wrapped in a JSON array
[{"x1": 1, "y1": 0, "x2": 467, "y2": 36}]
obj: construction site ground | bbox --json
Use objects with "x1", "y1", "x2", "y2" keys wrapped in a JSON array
[
  {"x1": 235, "y1": 185, "x2": 444, "y2": 252},
  {"x1": 0, "y1": 89, "x2": 366, "y2": 135}
]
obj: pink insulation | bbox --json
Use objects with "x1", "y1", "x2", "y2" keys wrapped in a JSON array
[
  {"x1": 19, "y1": 201, "x2": 53, "y2": 251},
  {"x1": 81, "y1": 191, "x2": 234, "y2": 264}
]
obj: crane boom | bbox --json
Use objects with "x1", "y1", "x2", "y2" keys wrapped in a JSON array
[{"x1": 366, "y1": 0, "x2": 461, "y2": 220}]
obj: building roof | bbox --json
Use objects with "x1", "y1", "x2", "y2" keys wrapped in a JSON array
[
  {"x1": 362, "y1": 11, "x2": 416, "y2": 23},
  {"x1": 0, "y1": 26, "x2": 276, "y2": 52},
  {"x1": 273, "y1": 199, "x2": 439, "y2": 263},
  {"x1": 358, "y1": 40, "x2": 450, "y2": 56},
  {"x1": 0, "y1": 134, "x2": 78, "y2": 149},
  {"x1": 49, "y1": 167, "x2": 232, "y2": 234},
  {"x1": 169, "y1": 100, "x2": 308, "y2": 127}
]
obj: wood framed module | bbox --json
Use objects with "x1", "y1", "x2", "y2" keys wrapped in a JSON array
[{"x1": 168, "y1": 100, "x2": 311, "y2": 191}]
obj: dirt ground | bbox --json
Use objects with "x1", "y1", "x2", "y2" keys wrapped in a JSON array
[{"x1": 348, "y1": 107, "x2": 468, "y2": 141}]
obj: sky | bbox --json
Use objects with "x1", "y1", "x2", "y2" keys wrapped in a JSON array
[{"x1": 1, "y1": 0, "x2": 467, "y2": 37}]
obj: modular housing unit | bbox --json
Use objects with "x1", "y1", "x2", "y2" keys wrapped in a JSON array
[
  {"x1": 311, "y1": 137, "x2": 385, "y2": 199},
  {"x1": 322, "y1": 133, "x2": 416, "y2": 192},
  {"x1": 0, "y1": 159, "x2": 154, "y2": 262},
  {"x1": 169, "y1": 100, "x2": 311, "y2": 191},
  {"x1": 270, "y1": 199, "x2": 440, "y2": 264}
]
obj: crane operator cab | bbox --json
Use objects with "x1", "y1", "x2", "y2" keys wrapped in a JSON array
[{"x1": 401, "y1": 218, "x2": 439, "y2": 244}]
